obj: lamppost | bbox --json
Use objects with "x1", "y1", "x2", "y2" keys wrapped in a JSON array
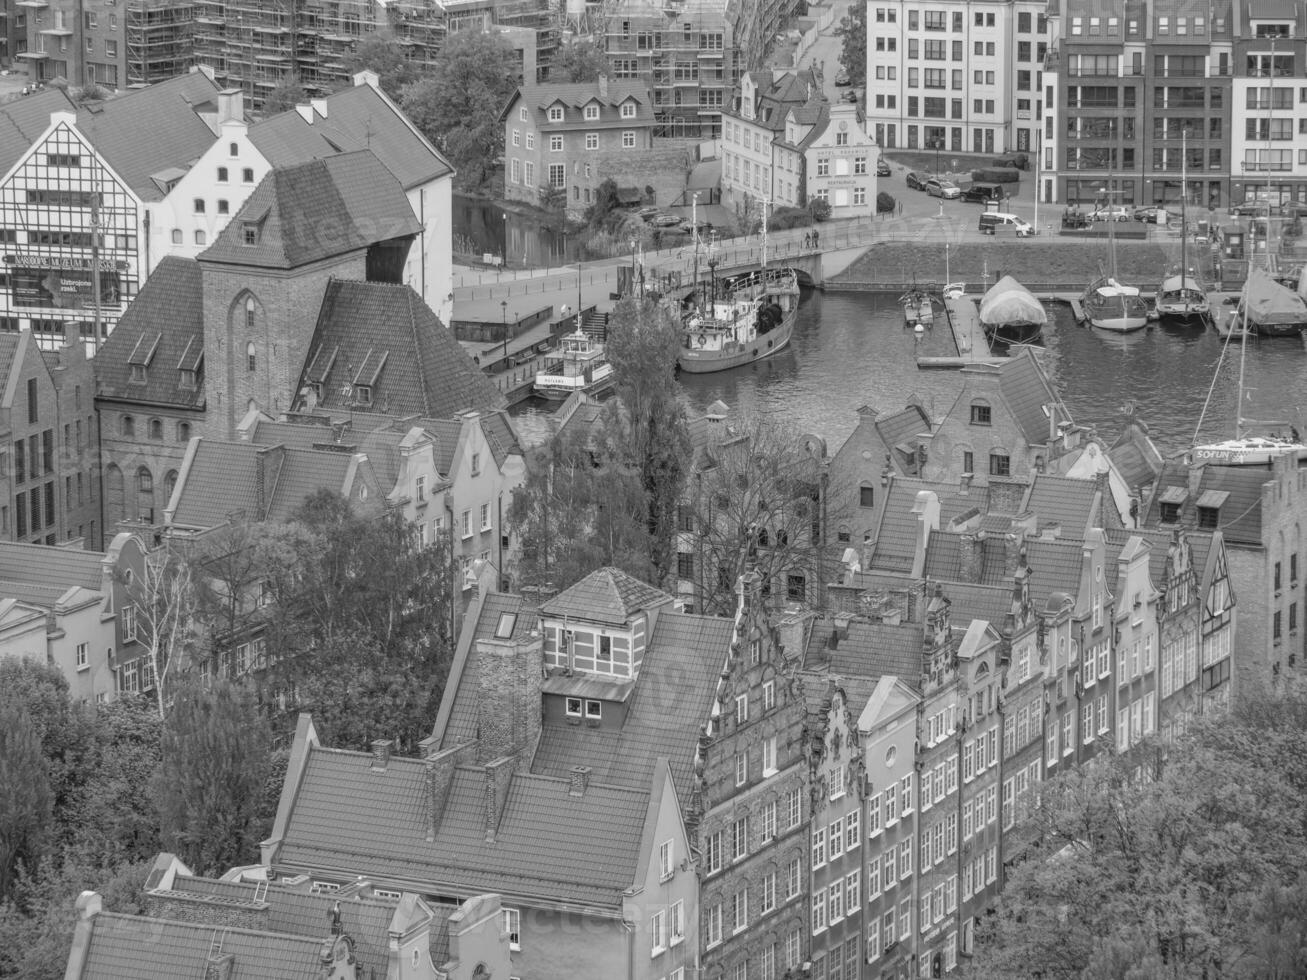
[
  {"x1": 500, "y1": 299, "x2": 509, "y2": 358},
  {"x1": 630, "y1": 237, "x2": 638, "y2": 297},
  {"x1": 707, "y1": 257, "x2": 719, "y2": 308},
  {"x1": 930, "y1": 137, "x2": 942, "y2": 177}
]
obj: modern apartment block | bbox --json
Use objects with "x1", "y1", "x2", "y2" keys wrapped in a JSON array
[{"x1": 863, "y1": 0, "x2": 1048, "y2": 154}]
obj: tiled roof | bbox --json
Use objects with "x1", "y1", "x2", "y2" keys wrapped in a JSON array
[
  {"x1": 0, "y1": 332, "x2": 22, "y2": 410},
  {"x1": 94, "y1": 257, "x2": 204, "y2": 409},
  {"x1": 539, "y1": 566, "x2": 672, "y2": 627},
  {"x1": 869, "y1": 477, "x2": 991, "y2": 573},
  {"x1": 0, "y1": 540, "x2": 103, "y2": 595},
  {"x1": 265, "y1": 888, "x2": 395, "y2": 973},
  {"x1": 803, "y1": 617, "x2": 924, "y2": 683},
  {"x1": 1025, "y1": 475, "x2": 1098, "y2": 538},
  {"x1": 74, "y1": 72, "x2": 222, "y2": 202},
  {"x1": 478, "y1": 410, "x2": 522, "y2": 468},
  {"x1": 512, "y1": 80, "x2": 655, "y2": 127},
  {"x1": 250, "y1": 80, "x2": 453, "y2": 188},
  {"x1": 530, "y1": 609, "x2": 733, "y2": 806},
  {"x1": 425, "y1": 417, "x2": 464, "y2": 476},
  {"x1": 76, "y1": 912, "x2": 321, "y2": 978},
  {"x1": 991, "y1": 348, "x2": 1070, "y2": 447},
  {"x1": 275, "y1": 746, "x2": 650, "y2": 908},
  {"x1": 169, "y1": 440, "x2": 364, "y2": 529},
  {"x1": 936, "y1": 581, "x2": 1013, "y2": 628},
  {"x1": 295, "y1": 280, "x2": 506, "y2": 419},
  {"x1": 1143, "y1": 461, "x2": 1268, "y2": 547},
  {"x1": 1108, "y1": 420, "x2": 1164, "y2": 491},
  {"x1": 0, "y1": 88, "x2": 78, "y2": 177},
  {"x1": 437, "y1": 592, "x2": 538, "y2": 748},
  {"x1": 199, "y1": 151, "x2": 419, "y2": 269},
  {"x1": 922, "y1": 531, "x2": 1085, "y2": 607}
]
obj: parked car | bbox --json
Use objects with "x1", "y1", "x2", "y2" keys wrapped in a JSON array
[
  {"x1": 1090, "y1": 205, "x2": 1132, "y2": 222},
  {"x1": 1230, "y1": 201, "x2": 1267, "y2": 217},
  {"x1": 962, "y1": 182, "x2": 1005, "y2": 204},
  {"x1": 876, "y1": 158, "x2": 891, "y2": 177},
  {"x1": 925, "y1": 178, "x2": 961, "y2": 199},
  {"x1": 906, "y1": 171, "x2": 931, "y2": 191},
  {"x1": 1132, "y1": 206, "x2": 1162, "y2": 223},
  {"x1": 1061, "y1": 208, "x2": 1091, "y2": 230},
  {"x1": 834, "y1": 69, "x2": 851, "y2": 86},
  {"x1": 651, "y1": 213, "x2": 683, "y2": 227},
  {"x1": 979, "y1": 212, "x2": 1035, "y2": 237}
]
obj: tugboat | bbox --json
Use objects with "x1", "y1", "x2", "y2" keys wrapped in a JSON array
[{"x1": 534, "y1": 328, "x2": 615, "y2": 400}]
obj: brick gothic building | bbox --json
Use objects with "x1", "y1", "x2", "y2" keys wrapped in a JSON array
[{"x1": 697, "y1": 574, "x2": 811, "y2": 980}]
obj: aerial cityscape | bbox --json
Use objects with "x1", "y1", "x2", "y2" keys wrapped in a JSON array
[{"x1": 0, "y1": 0, "x2": 1305, "y2": 976}]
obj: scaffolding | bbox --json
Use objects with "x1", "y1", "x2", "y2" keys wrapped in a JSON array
[{"x1": 126, "y1": 0, "x2": 195, "y2": 86}]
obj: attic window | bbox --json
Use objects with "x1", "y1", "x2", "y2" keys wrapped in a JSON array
[
  {"x1": 495, "y1": 612, "x2": 517, "y2": 638},
  {"x1": 1197, "y1": 506, "x2": 1219, "y2": 529},
  {"x1": 179, "y1": 369, "x2": 197, "y2": 390},
  {"x1": 621, "y1": 101, "x2": 636, "y2": 118},
  {"x1": 970, "y1": 403, "x2": 992, "y2": 425},
  {"x1": 130, "y1": 364, "x2": 146, "y2": 384},
  {"x1": 353, "y1": 384, "x2": 373, "y2": 407},
  {"x1": 565, "y1": 697, "x2": 582, "y2": 717},
  {"x1": 548, "y1": 105, "x2": 564, "y2": 122},
  {"x1": 584, "y1": 103, "x2": 600, "y2": 120},
  {"x1": 1160, "y1": 502, "x2": 1181, "y2": 523},
  {"x1": 586, "y1": 699, "x2": 603, "y2": 719}
]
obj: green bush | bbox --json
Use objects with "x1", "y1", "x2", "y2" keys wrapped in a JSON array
[
  {"x1": 767, "y1": 206, "x2": 814, "y2": 231},
  {"x1": 970, "y1": 167, "x2": 1021, "y2": 184},
  {"x1": 807, "y1": 198, "x2": 833, "y2": 222},
  {"x1": 877, "y1": 191, "x2": 896, "y2": 214}
]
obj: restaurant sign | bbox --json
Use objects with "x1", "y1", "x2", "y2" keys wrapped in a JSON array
[{"x1": 3, "y1": 253, "x2": 124, "y2": 309}]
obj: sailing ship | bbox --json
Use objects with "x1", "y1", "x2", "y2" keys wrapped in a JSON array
[
  {"x1": 1154, "y1": 131, "x2": 1211, "y2": 329},
  {"x1": 676, "y1": 196, "x2": 800, "y2": 374},
  {"x1": 1191, "y1": 280, "x2": 1307, "y2": 465},
  {"x1": 1229, "y1": 266, "x2": 1307, "y2": 337},
  {"x1": 978, "y1": 275, "x2": 1047, "y2": 344},
  {"x1": 1080, "y1": 187, "x2": 1149, "y2": 332},
  {"x1": 534, "y1": 328, "x2": 616, "y2": 400}
]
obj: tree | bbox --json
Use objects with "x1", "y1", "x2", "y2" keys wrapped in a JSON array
[
  {"x1": 262, "y1": 77, "x2": 309, "y2": 114},
  {"x1": 554, "y1": 38, "x2": 609, "y2": 83},
  {"x1": 151, "y1": 679, "x2": 271, "y2": 877},
  {"x1": 835, "y1": 2, "x2": 866, "y2": 89},
  {"x1": 604, "y1": 296, "x2": 691, "y2": 588},
  {"x1": 586, "y1": 177, "x2": 623, "y2": 229},
  {"x1": 400, "y1": 29, "x2": 519, "y2": 192},
  {"x1": 0, "y1": 695, "x2": 52, "y2": 902},
  {"x1": 344, "y1": 35, "x2": 418, "y2": 98},
  {"x1": 681, "y1": 416, "x2": 833, "y2": 616},
  {"x1": 128, "y1": 543, "x2": 199, "y2": 719},
  {"x1": 807, "y1": 197, "x2": 832, "y2": 222}
]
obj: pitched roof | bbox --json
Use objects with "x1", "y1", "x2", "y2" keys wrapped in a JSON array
[
  {"x1": 511, "y1": 79, "x2": 655, "y2": 127},
  {"x1": 199, "y1": 151, "x2": 419, "y2": 269},
  {"x1": 0, "y1": 87, "x2": 78, "y2": 177},
  {"x1": 274, "y1": 745, "x2": 650, "y2": 908},
  {"x1": 0, "y1": 332, "x2": 23, "y2": 409},
  {"x1": 1108, "y1": 419, "x2": 1164, "y2": 491},
  {"x1": 1143, "y1": 460, "x2": 1269, "y2": 547},
  {"x1": 169, "y1": 440, "x2": 367, "y2": 529},
  {"x1": 999, "y1": 348, "x2": 1071, "y2": 445},
  {"x1": 76, "y1": 912, "x2": 322, "y2": 979},
  {"x1": 294, "y1": 280, "x2": 505, "y2": 418},
  {"x1": 0, "y1": 541, "x2": 104, "y2": 607},
  {"x1": 73, "y1": 72, "x2": 223, "y2": 201},
  {"x1": 530, "y1": 609, "x2": 734, "y2": 806},
  {"x1": 802, "y1": 616, "x2": 924, "y2": 683},
  {"x1": 93, "y1": 257, "x2": 204, "y2": 410},
  {"x1": 249, "y1": 80, "x2": 453, "y2": 188},
  {"x1": 1024, "y1": 475, "x2": 1098, "y2": 538},
  {"x1": 539, "y1": 566, "x2": 672, "y2": 627},
  {"x1": 869, "y1": 477, "x2": 991, "y2": 573}
]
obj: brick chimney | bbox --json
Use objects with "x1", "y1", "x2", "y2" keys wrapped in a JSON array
[
  {"x1": 1004, "y1": 530, "x2": 1025, "y2": 578},
  {"x1": 206, "y1": 954, "x2": 235, "y2": 980},
  {"x1": 369, "y1": 739, "x2": 392, "y2": 771},
  {"x1": 422, "y1": 740, "x2": 476, "y2": 842},
  {"x1": 483, "y1": 756, "x2": 515, "y2": 842},
  {"x1": 960, "y1": 531, "x2": 986, "y2": 583},
  {"x1": 569, "y1": 765, "x2": 591, "y2": 797},
  {"x1": 474, "y1": 636, "x2": 543, "y2": 766},
  {"x1": 254, "y1": 445, "x2": 285, "y2": 521},
  {"x1": 597, "y1": 73, "x2": 609, "y2": 98}
]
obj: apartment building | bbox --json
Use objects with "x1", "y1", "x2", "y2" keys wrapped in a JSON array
[
  {"x1": 604, "y1": 0, "x2": 740, "y2": 139},
  {"x1": 864, "y1": 0, "x2": 1047, "y2": 154},
  {"x1": 721, "y1": 70, "x2": 821, "y2": 211}
]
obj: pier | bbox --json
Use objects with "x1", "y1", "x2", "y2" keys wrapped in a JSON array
[{"x1": 915, "y1": 294, "x2": 1005, "y2": 369}]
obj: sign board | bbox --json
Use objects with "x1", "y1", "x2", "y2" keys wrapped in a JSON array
[{"x1": 4, "y1": 253, "x2": 122, "y2": 309}]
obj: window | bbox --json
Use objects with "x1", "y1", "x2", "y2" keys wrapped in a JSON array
[
  {"x1": 217, "y1": 166, "x2": 229, "y2": 182},
  {"x1": 621, "y1": 101, "x2": 636, "y2": 118},
  {"x1": 217, "y1": 200, "x2": 229, "y2": 215},
  {"x1": 548, "y1": 105, "x2": 564, "y2": 122},
  {"x1": 763, "y1": 679, "x2": 775, "y2": 710},
  {"x1": 900, "y1": 773, "x2": 914, "y2": 814},
  {"x1": 122, "y1": 604, "x2": 137, "y2": 643},
  {"x1": 194, "y1": 230, "x2": 206, "y2": 246},
  {"x1": 193, "y1": 198, "x2": 205, "y2": 214},
  {"x1": 762, "y1": 736, "x2": 777, "y2": 775},
  {"x1": 76, "y1": 642, "x2": 88, "y2": 669},
  {"x1": 480, "y1": 502, "x2": 491, "y2": 531},
  {"x1": 970, "y1": 403, "x2": 991, "y2": 425},
  {"x1": 502, "y1": 907, "x2": 521, "y2": 950},
  {"x1": 585, "y1": 132, "x2": 598, "y2": 151},
  {"x1": 830, "y1": 765, "x2": 845, "y2": 799},
  {"x1": 651, "y1": 909, "x2": 667, "y2": 953},
  {"x1": 989, "y1": 452, "x2": 1011, "y2": 476},
  {"x1": 548, "y1": 164, "x2": 565, "y2": 187},
  {"x1": 812, "y1": 892, "x2": 827, "y2": 934},
  {"x1": 706, "y1": 903, "x2": 722, "y2": 947},
  {"x1": 733, "y1": 888, "x2": 748, "y2": 932},
  {"x1": 785, "y1": 787, "x2": 801, "y2": 830},
  {"x1": 242, "y1": 167, "x2": 254, "y2": 183},
  {"x1": 550, "y1": 134, "x2": 564, "y2": 152},
  {"x1": 736, "y1": 752, "x2": 748, "y2": 786},
  {"x1": 813, "y1": 826, "x2": 826, "y2": 867},
  {"x1": 828, "y1": 818, "x2": 844, "y2": 858},
  {"x1": 120, "y1": 415, "x2": 135, "y2": 438},
  {"x1": 732, "y1": 817, "x2": 748, "y2": 860},
  {"x1": 846, "y1": 809, "x2": 860, "y2": 849},
  {"x1": 735, "y1": 693, "x2": 749, "y2": 724},
  {"x1": 659, "y1": 840, "x2": 674, "y2": 879},
  {"x1": 860, "y1": 484, "x2": 875, "y2": 508},
  {"x1": 705, "y1": 831, "x2": 723, "y2": 873},
  {"x1": 584, "y1": 103, "x2": 600, "y2": 120},
  {"x1": 785, "y1": 857, "x2": 801, "y2": 900},
  {"x1": 671, "y1": 900, "x2": 684, "y2": 944},
  {"x1": 623, "y1": 131, "x2": 636, "y2": 148}
]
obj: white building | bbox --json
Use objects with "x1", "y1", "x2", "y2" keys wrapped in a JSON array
[
  {"x1": 863, "y1": 0, "x2": 1049, "y2": 156},
  {"x1": 721, "y1": 70, "x2": 824, "y2": 211},
  {"x1": 802, "y1": 100, "x2": 880, "y2": 217}
]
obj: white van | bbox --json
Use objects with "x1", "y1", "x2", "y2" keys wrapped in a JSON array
[{"x1": 978, "y1": 212, "x2": 1035, "y2": 237}]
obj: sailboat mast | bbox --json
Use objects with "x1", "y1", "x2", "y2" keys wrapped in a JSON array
[
  {"x1": 761, "y1": 192, "x2": 769, "y2": 274},
  {"x1": 1236, "y1": 313, "x2": 1249, "y2": 439},
  {"x1": 1181, "y1": 127, "x2": 1188, "y2": 311},
  {"x1": 692, "y1": 191, "x2": 700, "y2": 306}
]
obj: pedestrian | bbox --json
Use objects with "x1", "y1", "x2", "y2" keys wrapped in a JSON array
[
  {"x1": 812, "y1": 229, "x2": 820, "y2": 248},
  {"x1": 803, "y1": 232, "x2": 812, "y2": 249}
]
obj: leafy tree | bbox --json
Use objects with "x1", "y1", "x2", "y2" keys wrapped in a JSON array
[
  {"x1": 604, "y1": 297, "x2": 691, "y2": 587},
  {"x1": 807, "y1": 197, "x2": 832, "y2": 222},
  {"x1": 539, "y1": 182, "x2": 568, "y2": 212},
  {"x1": 681, "y1": 416, "x2": 833, "y2": 616},
  {"x1": 877, "y1": 190, "x2": 896, "y2": 213},
  {"x1": 262, "y1": 77, "x2": 309, "y2": 114},
  {"x1": 554, "y1": 38, "x2": 609, "y2": 83},
  {"x1": 835, "y1": 2, "x2": 866, "y2": 88},
  {"x1": 400, "y1": 29, "x2": 519, "y2": 192},
  {"x1": 0, "y1": 695, "x2": 52, "y2": 902},
  {"x1": 586, "y1": 177, "x2": 623, "y2": 229},
  {"x1": 151, "y1": 679, "x2": 271, "y2": 877},
  {"x1": 344, "y1": 35, "x2": 418, "y2": 98}
]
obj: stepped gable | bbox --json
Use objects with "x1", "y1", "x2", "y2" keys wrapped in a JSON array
[
  {"x1": 199, "y1": 151, "x2": 419, "y2": 270},
  {"x1": 94, "y1": 257, "x2": 204, "y2": 410},
  {"x1": 538, "y1": 566, "x2": 672, "y2": 628},
  {"x1": 295, "y1": 280, "x2": 506, "y2": 419}
]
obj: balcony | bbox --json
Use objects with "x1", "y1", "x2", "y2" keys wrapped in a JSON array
[
  {"x1": 15, "y1": 0, "x2": 48, "y2": 8},
  {"x1": 38, "y1": 25, "x2": 73, "y2": 34},
  {"x1": 15, "y1": 50, "x2": 51, "y2": 58}
]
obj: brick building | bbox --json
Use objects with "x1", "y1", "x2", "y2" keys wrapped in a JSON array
[{"x1": 501, "y1": 77, "x2": 658, "y2": 212}]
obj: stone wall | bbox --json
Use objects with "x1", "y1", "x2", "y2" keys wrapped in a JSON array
[{"x1": 594, "y1": 144, "x2": 697, "y2": 209}]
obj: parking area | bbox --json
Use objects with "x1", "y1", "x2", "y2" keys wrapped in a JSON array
[{"x1": 0, "y1": 67, "x2": 34, "y2": 103}]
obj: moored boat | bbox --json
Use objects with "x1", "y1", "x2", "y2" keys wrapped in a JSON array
[
  {"x1": 978, "y1": 274, "x2": 1047, "y2": 344},
  {"x1": 534, "y1": 328, "x2": 616, "y2": 400},
  {"x1": 678, "y1": 267, "x2": 801, "y2": 373},
  {"x1": 1154, "y1": 271, "x2": 1211, "y2": 328},
  {"x1": 1240, "y1": 266, "x2": 1307, "y2": 338},
  {"x1": 1191, "y1": 436, "x2": 1307, "y2": 466},
  {"x1": 900, "y1": 283, "x2": 941, "y2": 329},
  {"x1": 1082, "y1": 275, "x2": 1149, "y2": 332}
]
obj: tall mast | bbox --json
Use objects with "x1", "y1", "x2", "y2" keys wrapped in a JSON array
[
  {"x1": 692, "y1": 191, "x2": 700, "y2": 304},
  {"x1": 1181, "y1": 127, "x2": 1188, "y2": 311},
  {"x1": 761, "y1": 192, "x2": 769, "y2": 273},
  {"x1": 90, "y1": 192, "x2": 103, "y2": 355}
]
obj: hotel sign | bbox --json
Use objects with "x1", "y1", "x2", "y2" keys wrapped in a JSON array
[{"x1": 3, "y1": 253, "x2": 124, "y2": 309}]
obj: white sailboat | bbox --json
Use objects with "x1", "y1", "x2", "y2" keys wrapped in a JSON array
[
  {"x1": 1081, "y1": 182, "x2": 1149, "y2": 332},
  {"x1": 1155, "y1": 129, "x2": 1211, "y2": 328}
]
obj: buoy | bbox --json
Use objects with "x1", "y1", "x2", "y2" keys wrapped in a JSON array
[
  {"x1": 914, "y1": 323, "x2": 925, "y2": 338},
  {"x1": 698, "y1": 334, "x2": 707, "y2": 347}
]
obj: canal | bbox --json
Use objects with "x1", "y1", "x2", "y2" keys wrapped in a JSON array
[
  {"x1": 453, "y1": 194, "x2": 581, "y2": 269},
  {"x1": 512, "y1": 289, "x2": 1307, "y2": 456}
]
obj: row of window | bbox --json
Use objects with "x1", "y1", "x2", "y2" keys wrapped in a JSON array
[
  {"x1": 812, "y1": 808, "x2": 860, "y2": 869},
  {"x1": 811, "y1": 868, "x2": 861, "y2": 933},
  {"x1": 118, "y1": 415, "x2": 191, "y2": 442},
  {"x1": 703, "y1": 788, "x2": 803, "y2": 874},
  {"x1": 704, "y1": 859, "x2": 803, "y2": 947}
]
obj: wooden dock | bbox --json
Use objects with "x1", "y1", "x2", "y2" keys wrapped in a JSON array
[{"x1": 915, "y1": 294, "x2": 1006, "y2": 369}]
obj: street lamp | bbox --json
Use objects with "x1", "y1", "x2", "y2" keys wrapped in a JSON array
[
  {"x1": 500, "y1": 299, "x2": 509, "y2": 358},
  {"x1": 931, "y1": 137, "x2": 942, "y2": 177},
  {"x1": 708, "y1": 257, "x2": 719, "y2": 308},
  {"x1": 630, "y1": 237, "x2": 638, "y2": 297}
]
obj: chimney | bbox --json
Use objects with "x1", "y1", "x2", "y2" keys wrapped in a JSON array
[
  {"x1": 910, "y1": 490, "x2": 940, "y2": 579},
  {"x1": 1004, "y1": 530, "x2": 1025, "y2": 578},
  {"x1": 254, "y1": 445, "x2": 284, "y2": 520},
  {"x1": 423, "y1": 741, "x2": 476, "y2": 841},
  {"x1": 217, "y1": 88, "x2": 244, "y2": 124},
  {"x1": 597, "y1": 73, "x2": 609, "y2": 98},
  {"x1": 369, "y1": 739, "x2": 392, "y2": 771},
  {"x1": 474, "y1": 637, "x2": 543, "y2": 765},
  {"x1": 960, "y1": 531, "x2": 985, "y2": 583},
  {"x1": 568, "y1": 765, "x2": 591, "y2": 797},
  {"x1": 775, "y1": 609, "x2": 810, "y2": 661},
  {"x1": 205, "y1": 954, "x2": 235, "y2": 980},
  {"x1": 483, "y1": 756, "x2": 515, "y2": 842},
  {"x1": 65, "y1": 892, "x2": 102, "y2": 979}
]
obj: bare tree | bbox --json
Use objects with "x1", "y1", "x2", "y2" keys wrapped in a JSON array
[
  {"x1": 127, "y1": 543, "x2": 199, "y2": 719},
  {"x1": 681, "y1": 415, "x2": 836, "y2": 616}
]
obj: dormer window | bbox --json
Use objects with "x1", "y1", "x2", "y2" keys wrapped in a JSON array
[
  {"x1": 1195, "y1": 489, "x2": 1227, "y2": 529},
  {"x1": 242, "y1": 223, "x2": 258, "y2": 246},
  {"x1": 565, "y1": 697, "x2": 583, "y2": 717},
  {"x1": 621, "y1": 101, "x2": 636, "y2": 118},
  {"x1": 415, "y1": 475, "x2": 427, "y2": 502},
  {"x1": 519, "y1": 106, "x2": 527, "y2": 121},
  {"x1": 130, "y1": 364, "x2": 146, "y2": 384},
  {"x1": 354, "y1": 384, "x2": 372, "y2": 407},
  {"x1": 179, "y1": 369, "x2": 196, "y2": 390},
  {"x1": 494, "y1": 611, "x2": 516, "y2": 637},
  {"x1": 584, "y1": 102, "x2": 600, "y2": 120},
  {"x1": 585, "y1": 699, "x2": 602, "y2": 719},
  {"x1": 548, "y1": 105, "x2": 564, "y2": 122}
]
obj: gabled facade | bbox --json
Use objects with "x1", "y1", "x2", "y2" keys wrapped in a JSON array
[
  {"x1": 721, "y1": 70, "x2": 824, "y2": 211},
  {"x1": 802, "y1": 100, "x2": 881, "y2": 218},
  {"x1": 501, "y1": 77, "x2": 657, "y2": 212}
]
